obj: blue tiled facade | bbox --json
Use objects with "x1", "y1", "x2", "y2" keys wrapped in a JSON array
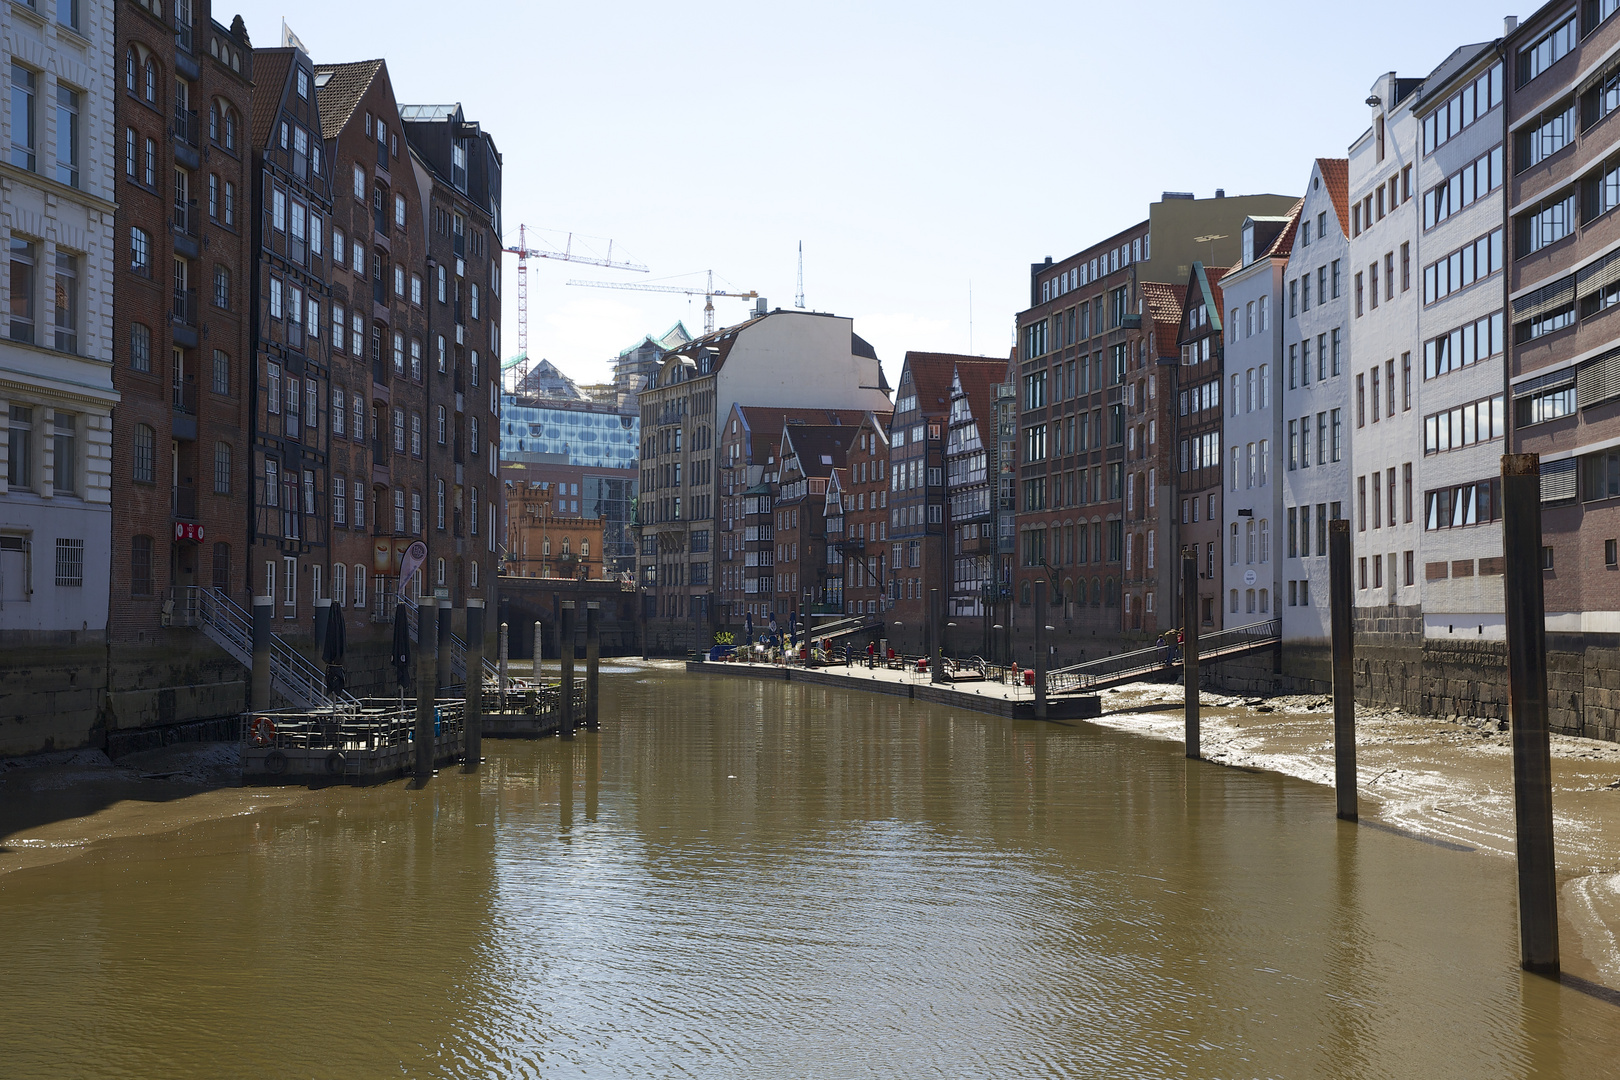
[{"x1": 499, "y1": 396, "x2": 639, "y2": 470}]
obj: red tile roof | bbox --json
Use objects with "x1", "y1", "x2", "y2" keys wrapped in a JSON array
[
  {"x1": 249, "y1": 49, "x2": 294, "y2": 150},
  {"x1": 1318, "y1": 158, "x2": 1350, "y2": 239},
  {"x1": 901, "y1": 352, "x2": 1007, "y2": 418},
  {"x1": 1140, "y1": 281, "x2": 1189, "y2": 358},
  {"x1": 951, "y1": 360, "x2": 1002, "y2": 429}
]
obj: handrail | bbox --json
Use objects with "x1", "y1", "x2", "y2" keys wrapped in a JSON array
[
  {"x1": 1047, "y1": 618, "x2": 1280, "y2": 693},
  {"x1": 184, "y1": 586, "x2": 359, "y2": 709}
]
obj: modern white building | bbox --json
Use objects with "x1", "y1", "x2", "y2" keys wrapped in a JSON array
[
  {"x1": 1220, "y1": 207, "x2": 1298, "y2": 627},
  {"x1": 1408, "y1": 42, "x2": 1507, "y2": 640},
  {"x1": 1348, "y1": 71, "x2": 1428, "y2": 617},
  {"x1": 1280, "y1": 159, "x2": 1354, "y2": 644},
  {"x1": 0, "y1": 0, "x2": 118, "y2": 635}
]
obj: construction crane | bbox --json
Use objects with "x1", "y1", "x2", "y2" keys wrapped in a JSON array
[
  {"x1": 567, "y1": 270, "x2": 758, "y2": 335},
  {"x1": 503, "y1": 225, "x2": 646, "y2": 390}
]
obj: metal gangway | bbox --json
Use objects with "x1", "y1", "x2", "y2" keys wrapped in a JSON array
[
  {"x1": 1047, "y1": 619, "x2": 1280, "y2": 694},
  {"x1": 176, "y1": 586, "x2": 360, "y2": 710},
  {"x1": 805, "y1": 613, "x2": 882, "y2": 642}
]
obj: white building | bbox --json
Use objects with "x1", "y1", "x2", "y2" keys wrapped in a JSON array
[
  {"x1": 1408, "y1": 43, "x2": 1507, "y2": 640},
  {"x1": 1220, "y1": 208, "x2": 1299, "y2": 627},
  {"x1": 0, "y1": 0, "x2": 118, "y2": 635},
  {"x1": 1348, "y1": 71, "x2": 1428, "y2": 616},
  {"x1": 1280, "y1": 159, "x2": 1354, "y2": 643}
]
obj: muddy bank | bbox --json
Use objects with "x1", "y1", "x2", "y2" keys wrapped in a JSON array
[
  {"x1": 1088, "y1": 680, "x2": 1620, "y2": 989},
  {"x1": 0, "y1": 742, "x2": 307, "y2": 879}
]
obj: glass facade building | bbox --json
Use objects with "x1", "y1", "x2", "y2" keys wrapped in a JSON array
[{"x1": 499, "y1": 396, "x2": 639, "y2": 470}]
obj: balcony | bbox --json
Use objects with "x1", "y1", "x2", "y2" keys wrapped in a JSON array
[
  {"x1": 172, "y1": 484, "x2": 197, "y2": 521},
  {"x1": 960, "y1": 533, "x2": 992, "y2": 556},
  {"x1": 171, "y1": 287, "x2": 199, "y2": 348},
  {"x1": 172, "y1": 378, "x2": 198, "y2": 441},
  {"x1": 171, "y1": 109, "x2": 200, "y2": 169}
]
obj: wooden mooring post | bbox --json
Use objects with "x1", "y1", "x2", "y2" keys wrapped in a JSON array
[
  {"x1": 1501, "y1": 453, "x2": 1560, "y2": 977},
  {"x1": 251, "y1": 596, "x2": 273, "y2": 711},
  {"x1": 1033, "y1": 580, "x2": 1048, "y2": 721},
  {"x1": 498, "y1": 621, "x2": 509, "y2": 712},
  {"x1": 464, "y1": 599, "x2": 484, "y2": 770},
  {"x1": 585, "y1": 602, "x2": 601, "y2": 731},
  {"x1": 1182, "y1": 548, "x2": 1200, "y2": 759},
  {"x1": 1328, "y1": 518, "x2": 1357, "y2": 822},
  {"x1": 415, "y1": 600, "x2": 437, "y2": 785},
  {"x1": 559, "y1": 602, "x2": 576, "y2": 740}
]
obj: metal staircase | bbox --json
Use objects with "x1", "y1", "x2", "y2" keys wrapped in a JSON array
[
  {"x1": 1047, "y1": 618, "x2": 1280, "y2": 694},
  {"x1": 804, "y1": 613, "x2": 882, "y2": 641},
  {"x1": 177, "y1": 587, "x2": 358, "y2": 710}
]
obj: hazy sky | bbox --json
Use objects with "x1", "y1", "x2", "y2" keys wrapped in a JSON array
[{"x1": 235, "y1": 0, "x2": 1516, "y2": 390}]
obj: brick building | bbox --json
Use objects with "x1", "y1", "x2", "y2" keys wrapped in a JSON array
[
  {"x1": 838, "y1": 411, "x2": 892, "y2": 619},
  {"x1": 1175, "y1": 263, "x2": 1227, "y2": 629},
  {"x1": 402, "y1": 101, "x2": 502, "y2": 616},
  {"x1": 504, "y1": 493, "x2": 604, "y2": 580},
  {"x1": 107, "y1": 0, "x2": 253, "y2": 727},
  {"x1": 771, "y1": 423, "x2": 857, "y2": 622},
  {"x1": 246, "y1": 45, "x2": 333, "y2": 642},
  {"x1": 884, "y1": 352, "x2": 1002, "y2": 654},
  {"x1": 715, "y1": 404, "x2": 867, "y2": 626},
  {"x1": 943, "y1": 359, "x2": 1005, "y2": 656},
  {"x1": 1136, "y1": 280, "x2": 1189, "y2": 640}
]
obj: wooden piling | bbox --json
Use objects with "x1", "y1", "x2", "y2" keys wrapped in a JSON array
[
  {"x1": 1182, "y1": 549, "x2": 1200, "y2": 758},
  {"x1": 415, "y1": 599, "x2": 437, "y2": 785},
  {"x1": 1501, "y1": 453, "x2": 1560, "y2": 977},
  {"x1": 435, "y1": 597, "x2": 453, "y2": 694},
  {"x1": 1033, "y1": 580, "x2": 1048, "y2": 721},
  {"x1": 251, "y1": 596, "x2": 273, "y2": 711},
  {"x1": 585, "y1": 602, "x2": 601, "y2": 730},
  {"x1": 559, "y1": 602, "x2": 576, "y2": 740},
  {"x1": 498, "y1": 621, "x2": 509, "y2": 712},
  {"x1": 464, "y1": 599, "x2": 484, "y2": 770},
  {"x1": 1328, "y1": 518, "x2": 1357, "y2": 822}
]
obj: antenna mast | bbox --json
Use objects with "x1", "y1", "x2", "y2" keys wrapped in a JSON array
[{"x1": 795, "y1": 241, "x2": 805, "y2": 309}]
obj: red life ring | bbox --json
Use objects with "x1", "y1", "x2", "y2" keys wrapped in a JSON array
[{"x1": 249, "y1": 716, "x2": 276, "y2": 747}]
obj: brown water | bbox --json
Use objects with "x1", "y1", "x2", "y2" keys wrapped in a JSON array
[{"x1": 1, "y1": 668, "x2": 1617, "y2": 1079}]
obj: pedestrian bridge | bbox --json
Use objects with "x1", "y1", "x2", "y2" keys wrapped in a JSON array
[{"x1": 1047, "y1": 619, "x2": 1280, "y2": 694}]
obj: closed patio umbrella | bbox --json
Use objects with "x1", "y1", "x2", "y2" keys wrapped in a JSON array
[
  {"x1": 323, "y1": 604, "x2": 347, "y2": 697},
  {"x1": 391, "y1": 602, "x2": 412, "y2": 692}
]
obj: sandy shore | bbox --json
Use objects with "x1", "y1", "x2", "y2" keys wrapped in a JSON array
[{"x1": 1086, "y1": 679, "x2": 1620, "y2": 989}]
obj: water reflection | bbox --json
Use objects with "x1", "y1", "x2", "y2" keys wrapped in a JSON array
[{"x1": 0, "y1": 669, "x2": 1616, "y2": 1079}]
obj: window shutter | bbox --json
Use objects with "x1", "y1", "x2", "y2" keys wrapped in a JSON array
[
  {"x1": 1576, "y1": 247, "x2": 1620, "y2": 301},
  {"x1": 1576, "y1": 348, "x2": 1620, "y2": 409},
  {"x1": 1540, "y1": 457, "x2": 1577, "y2": 503},
  {"x1": 1512, "y1": 274, "x2": 1575, "y2": 327}
]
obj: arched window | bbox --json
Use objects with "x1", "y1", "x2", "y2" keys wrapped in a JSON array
[
  {"x1": 1259, "y1": 588, "x2": 1270, "y2": 614},
  {"x1": 224, "y1": 109, "x2": 237, "y2": 151},
  {"x1": 1091, "y1": 577, "x2": 1102, "y2": 606},
  {"x1": 133, "y1": 423, "x2": 156, "y2": 483},
  {"x1": 209, "y1": 101, "x2": 218, "y2": 141},
  {"x1": 1230, "y1": 589, "x2": 1239, "y2": 613},
  {"x1": 542, "y1": 536, "x2": 550, "y2": 556},
  {"x1": 436, "y1": 557, "x2": 445, "y2": 585},
  {"x1": 1105, "y1": 577, "x2": 1118, "y2": 607},
  {"x1": 144, "y1": 57, "x2": 158, "y2": 103},
  {"x1": 561, "y1": 537, "x2": 571, "y2": 557},
  {"x1": 125, "y1": 48, "x2": 137, "y2": 93},
  {"x1": 581, "y1": 539, "x2": 589, "y2": 559}
]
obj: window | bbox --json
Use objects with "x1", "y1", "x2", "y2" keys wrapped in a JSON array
[
  {"x1": 127, "y1": 226, "x2": 158, "y2": 283},
  {"x1": 1425, "y1": 62, "x2": 1503, "y2": 153},
  {"x1": 1517, "y1": 381, "x2": 1576, "y2": 426},
  {"x1": 394, "y1": 193, "x2": 405, "y2": 228},
  {"x1": 54, "y1": 84, "x2": 78, "y2": 188},
  {"x1": 353, "y1": 163, "x2": 365, "y2": 200},
  {"x1": 51, "y1": 411, "x2": 75, "y2": 494},
  {"x1": 1427, "y1": 311, "x2": 1505, "y2": 378},
  {"x1": 1519, "y1": 15, "x2": 1577, "y2": 86},
  {"x1": 411, "y1": 491, "x2": 422, "y2": 535},
  {"x1": 10, "y1": 63, "x2": 36, "y2": 172},
  {"x1": 1423, "y1": 229, "x2": 1504, "y2": 304},
  {"x1": 411, "y1": 274, "x2": 422, "y2": 305},
  {"x1": 410, "y1": 413, "x2": 422, "y2": 456},
  {"x1": 132, "y1": 423, "x2": 156, "y2": 483},
  {"x1": 1517, "y1": 192, "x2": 1576, "y2": 256},
  {"x1": 223, "y1": 180, "x2": 235, "y2": 226},
  {"x1": 1425, "y1": 478, "x2": 1503, "y2": 530},
  {"x1": 437, "y1": 405, "x2": 446, "y2": 445}
]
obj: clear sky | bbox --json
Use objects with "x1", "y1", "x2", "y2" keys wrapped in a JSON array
[{"x1": 234, "y1": 0, "x2": 1517, "y2": 390}]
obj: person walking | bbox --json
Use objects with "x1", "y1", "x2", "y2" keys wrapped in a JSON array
[{"x1": 867, "y1": 641, "x2": 875, "y2": 669}]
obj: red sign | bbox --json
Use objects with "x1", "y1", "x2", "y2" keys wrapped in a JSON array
[{"x1": 174, "y1": 522, "x2": 206, "y2": 543}]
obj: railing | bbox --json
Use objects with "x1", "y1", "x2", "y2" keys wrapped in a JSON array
[
  {"x1": 172, "y1": 287, "x2": 198, "y2": 325},
  {"x1": 373, "y1": 593, "x2": 497, "y2": 682},
  {"x1": 172, "y1": 377, "x2": 197, "y2": 416},
  {"x1": 1047, "y1": 618, "x2": 1280, "y2": 694},
  {"x1": 178, "y1": 587, "x2": 358, "y2": 710},
  {"x1": 172, "y1": 484, "x2": 197, "y2": 520},
  {"x1": 376, "y1": 137, "x2": 389, "y2": 171},
  {"x1": 240, "y1": 698, "x2": 466, "y2": 752}
]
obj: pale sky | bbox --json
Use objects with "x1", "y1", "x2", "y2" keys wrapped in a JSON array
[{"x1": 237, "y1": 0, "x2": 1517, "y2": 390}]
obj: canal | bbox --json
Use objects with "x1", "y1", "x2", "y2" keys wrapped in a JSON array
[{"x1": 2, "y1": 666, "x2": 1617, "y2": 1078}]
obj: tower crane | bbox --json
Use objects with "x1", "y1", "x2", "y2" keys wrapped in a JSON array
[
  {"x1": 503, "y1": 225, "x2": 646, "y2": 390},
  {"x1": 566, "y1": 270, "x2": 758, "y2": 335}
]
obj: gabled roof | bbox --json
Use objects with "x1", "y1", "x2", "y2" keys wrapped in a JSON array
[
  {"x1": 249, "y1": 49, "x2": 295, "y2": 150},
  {"x1": 1231, "y1": 200, "x2": 1304, "y2": 275},
  {"x1": 1140, "y1": 281, "x2": 1189, "y2": 358},
  {"x1": 949, "y1": 361, "x2": 1001, "y2": 431},
  {"x1": 899, "y1": 352, "x2": 1007, "y2": 418},
  {"x1": 313, "y1": 59, "x2": 384, "y2": 140},
  {"x1": 731, "y1": 405, "x2": 875, "y2": 467},
  {"x1": 780, "y1": 425, "x2": 858, "y2": 481},
  {"x1": 1424, "y1": 41, "x2": 1496, "y2": 100},
  {"x1": 1317, "y1": 158, "x2": 1350, "y2": 239}
]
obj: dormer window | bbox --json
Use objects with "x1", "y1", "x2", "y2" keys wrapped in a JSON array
[{"x1": 1241, "y1": 223, "x2": 1255, "y2": 266}]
